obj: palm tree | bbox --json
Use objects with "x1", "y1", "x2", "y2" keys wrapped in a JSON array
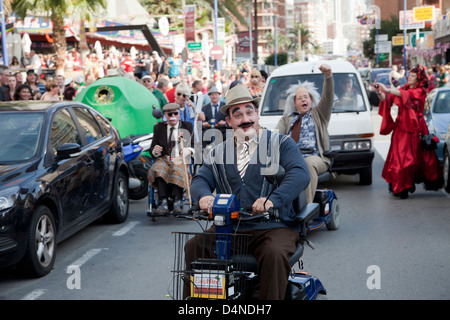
[{"x1": 12, "y1": 0, "x2": 106, "y2": 74}]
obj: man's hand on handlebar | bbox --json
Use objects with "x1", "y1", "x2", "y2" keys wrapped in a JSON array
[
  {"x1": 199, "y1": 195, "x2": 215, "y2": 212},
  {"x1": 252, "y1": 198, "x2": 273, "y2": 214}
]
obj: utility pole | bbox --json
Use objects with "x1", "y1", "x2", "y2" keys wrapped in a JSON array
[
  {"x1": 253, "y1": 0, "x2": 258, "y2": 66},
  {"x1": 0, "y1": 0, "x2": 9, "y2": 66}
]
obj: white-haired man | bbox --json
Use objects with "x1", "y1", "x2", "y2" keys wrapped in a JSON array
[{"x1": 275, "y1": 64, "x2": 334, "y2": 203}]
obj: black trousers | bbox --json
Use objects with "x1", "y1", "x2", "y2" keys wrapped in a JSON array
[{"x1": 155, "y1": 177, "x2": 183, "y2": 200}]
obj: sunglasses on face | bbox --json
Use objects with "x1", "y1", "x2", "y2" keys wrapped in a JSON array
[
  {"x1": 166, "y1": 111, "x2": 179, "y2": 116},
  {"x1": 177, "y1": 92, "x2": 188, "y2": 98},
  {"x1": 143, "y1": 80, "x2": 152, "y2": 83},
  {"x1": 251, "y1": 76, "x2": 259, "y2": 78}
]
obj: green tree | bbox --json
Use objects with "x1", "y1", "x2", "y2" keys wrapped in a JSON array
[{"x1": 12, "y1": 0, "x2": 106, "y2": 74}]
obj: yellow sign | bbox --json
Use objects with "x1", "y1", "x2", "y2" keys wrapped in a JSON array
[
  {"x1": 413, "y1": 6, "x2": 434, "y2": 21},
  {"x1": 392, "y1": 35, "x2": 409, "y2": 46}
]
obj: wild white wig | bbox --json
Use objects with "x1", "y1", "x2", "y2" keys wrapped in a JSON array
[{"x1": 283, "y1": 80, "x2": 321, "y2": 115}]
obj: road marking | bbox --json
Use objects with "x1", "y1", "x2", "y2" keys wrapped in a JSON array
[
  {"x1": 112, "y1": 221, "x2": 140, "y2": 236},
  {"x1": 21, "y1": 289, "x2": 47, "y2": 300},
  {"x1": 69, "y1": 248, "x2": 106, "y2": 268}
]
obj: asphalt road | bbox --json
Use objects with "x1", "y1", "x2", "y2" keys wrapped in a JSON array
[{"x1": 1, "y1": 108, "x2": 450, "y2": 300}]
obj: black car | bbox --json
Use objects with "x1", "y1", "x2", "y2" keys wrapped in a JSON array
[{"x1": 0, "y1": 101, "x2": 130, "y2": 277}]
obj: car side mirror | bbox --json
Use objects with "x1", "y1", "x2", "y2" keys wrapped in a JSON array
[{"x1": 56, "y1": 143, "x2": 81, "y2": 160}]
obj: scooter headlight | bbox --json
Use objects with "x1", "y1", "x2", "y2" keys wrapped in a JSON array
[{"x1": 214, "y1": 214, "x2": 226, "y2": 226}]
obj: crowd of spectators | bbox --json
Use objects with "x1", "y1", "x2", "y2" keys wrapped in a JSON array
[{"x1": 0, "y1": 47, "x2": 268, "y2": 106}]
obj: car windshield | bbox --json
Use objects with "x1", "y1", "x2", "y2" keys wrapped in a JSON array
[
  {"x1": 261, "y1": 73, "x2": 366, "y2": 115},
  {"x1": 0, "y1": 112, "x2": 44, "y2": 163},
  {"x1": 433, "y1": 91, "x2": 450, "y2": 114}
]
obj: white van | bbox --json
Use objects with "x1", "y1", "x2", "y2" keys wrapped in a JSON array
[{"x1": 259, "y1": 60, "x2": 375, "y2": 185}]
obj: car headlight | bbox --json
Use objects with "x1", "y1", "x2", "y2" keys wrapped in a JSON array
[
  {"x1": 0, "y1": 186, "x2": 20, "y2": 211},
  {"x1": 214, "y1": 214, "x2": 226, "y2": 226},
  {"x1": 343, "y1": 140, "x2": 371, "y2": 151}
]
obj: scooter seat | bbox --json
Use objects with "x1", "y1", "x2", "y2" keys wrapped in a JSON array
[{"x1": 232, "y1": 243, "x2": 304, "y2": 273}]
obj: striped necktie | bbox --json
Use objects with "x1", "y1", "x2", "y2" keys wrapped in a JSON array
[{"x1": 237, "y1": 141, "x2": 250, "y2": 179}]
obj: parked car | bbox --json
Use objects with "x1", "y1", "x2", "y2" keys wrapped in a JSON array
[
  {"x1": 367, "y1": 68, "x2": 391, "y2": 107},
  {"x1": 368, "y1": 72, "x2": 407, "y2": 107},
  {"x1": 259, "y1": 60, "x2": 374, "y2": 185},
  {"x1": 443, "y1": 122, "x2": 450, "y2": 193},
  {"x1": 424, "y1": 87, "x2": 450, "y2": 163},
  {"x1": 0, "y1": 101, "x2": 130, "y2": 277}
]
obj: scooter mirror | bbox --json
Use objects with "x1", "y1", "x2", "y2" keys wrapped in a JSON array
[{"x1": 152, "y1": 105, "x2": 163, "y2": 119}]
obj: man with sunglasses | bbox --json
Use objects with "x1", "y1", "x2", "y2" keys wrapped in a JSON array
[
  {"x1": 142, "y1": 75, "x2": 167, "y2": 109},
  {"x1": 148, "y1": 103, "x2": 195, "y2": 214}
]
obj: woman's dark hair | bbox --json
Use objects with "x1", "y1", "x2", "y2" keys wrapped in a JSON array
[{"x1": 14, "y1": 84, "x2": 33, "y2": 100}]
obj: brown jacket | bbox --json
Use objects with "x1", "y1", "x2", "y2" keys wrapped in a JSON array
[{"x1": 275, "y1": 76, "x2": 334, "y2": 166}]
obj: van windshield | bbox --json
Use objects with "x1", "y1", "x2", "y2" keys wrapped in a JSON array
[{"x1": 261, "y1": 73, "x2": 367, "y2": 116}]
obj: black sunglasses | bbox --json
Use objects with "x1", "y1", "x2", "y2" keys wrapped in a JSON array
[
  {"x1": 166, "y1": 111, "x2": 179, "y2": 116},
  {"x1": 177, "y1": 92, "x2": 188, "y2": 98}
]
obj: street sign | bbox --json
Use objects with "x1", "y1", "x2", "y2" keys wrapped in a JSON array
[
  {"x1": 413, "y1": 6, "x2": 434, "y2": 22},
  {"x1": 210, "y1": 45, "x2": 224, "y2": 60},
  {"x1": 399, "y1": 10, "x2": 425, "y2": 30},
  {"x1": 187, "y1": 42, "x2": 202, "y2": 51},
  {"x1": 392, "y1": 35, "x2": 409, "y2": 46},
  {"x1": 375, "y1": 41, "x2": 391, "y2": 54}
]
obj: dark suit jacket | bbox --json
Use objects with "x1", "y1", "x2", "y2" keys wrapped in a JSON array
[
  {"x1": 150, "y1": 121, "x2": 194, "y2": 158},
  {"x1": 202, "y1": 101, "x2": 227, "y2": 123}
]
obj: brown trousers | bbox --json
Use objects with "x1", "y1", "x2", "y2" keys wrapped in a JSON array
[{"x1": 184, "y1": 226, "x2": 299, "y2": 300}]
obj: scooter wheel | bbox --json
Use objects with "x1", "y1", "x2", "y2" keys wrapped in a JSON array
[
  {"x1": 129, "y1": 166, "x2": 149, "y2": 200},
  {"x1": 326, "y1": 199, "x2": 340, "y2": 230}
]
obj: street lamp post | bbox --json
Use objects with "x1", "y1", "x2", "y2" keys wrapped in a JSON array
[{"x1": 0, "y1": 0, "x2": 9, "y2": 66}]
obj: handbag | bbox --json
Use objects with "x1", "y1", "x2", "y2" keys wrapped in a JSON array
[{"x1": 420, "y1": 134, "x2": 438, "y2": 151}]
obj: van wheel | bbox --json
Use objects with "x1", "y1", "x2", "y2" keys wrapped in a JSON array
[{"x1": 359, "y1": 166, "x2": 372, "y2": 185}]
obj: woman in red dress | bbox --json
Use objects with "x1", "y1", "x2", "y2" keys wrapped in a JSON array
[{"x1": 375, "y1": 65, "x2": 442, "y2": 199}]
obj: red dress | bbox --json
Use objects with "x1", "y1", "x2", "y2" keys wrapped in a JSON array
[{"x1": 378, "y1": 87, "x2": 441, "y2": 194}]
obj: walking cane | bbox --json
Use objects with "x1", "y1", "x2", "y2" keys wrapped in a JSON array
[{"x1": 178, "y1": 133, "x2": 192, "y2": 207}]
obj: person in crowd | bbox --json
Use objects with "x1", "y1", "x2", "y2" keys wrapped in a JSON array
[
  {"x1": 275, "y1": 64, "x2": 334, "y2": 204},
  {"x1": 190, "y1": 79, "x2": 203, "y2": 105},
  {"x1": 334, "y1": 74, "x2": 364, "y2": 110},
  {"x1": 14, "y1": 72, "x2": 24, "y2": 86},
  {"x1": 25, "y1": 70, "x2": 44, "y2": 99},
  {"x1": 147, "y1": 103, "x2": 194, "y2": 214},
  {"x1": 168, "y1": 52, "x2": 181, "y2": 79},
  {"x1": 142, "y1": 75, "x2": 167, "y2": 109},
  {"x1": 120, "y1": 53, "x2": 135, "y2": 79},
  {"x1": 201, "y1": 86, "x2": 228, "y2": 147},
  {"x1": 166, "y1": 78, "x2": 179, "y2": 103},
  {"x1": 437, "y1": 65, "x2": 448, "y2": 87},
  {"x1": 247, "y1": 68, "x2": 264, "y2": 98},
  {"x1": 4, "y1": 74, "x2": 17, "y2": 101},
  {"x1": 155, "y1": 77, "x2": 169, "y2": 106},
  {"x1": 427, "y1": 68, "x2": 436, "y2": 93},
  {"x1": 40, "y1": 80, "x2": 61, "y2": 101},
  {"x1": 14, "y1": 84, "x2": 34, "y2": 100},
  {"x1": 55, "y1": 74, "x2": 65, "y2": 98},
  {"x1": 389, "y1": 65, "x2": 404, "y2": 88},
  {"x1": 151, "y1": 51, "x2": 162, "y2": 77},
  {"x1": 375, "y1": 64, "x2": 442, "y2": 199},
  {"x1": 186, "y1": 84, "x2": 310, "y2": 300}
]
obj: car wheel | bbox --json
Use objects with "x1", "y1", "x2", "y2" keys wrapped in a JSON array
[
  {"x1": 359, "y1": 166, "x2": 372, "y2": 185},
  {"x1": 129, "y1": 165, "x2": 149, "y2": 200},
  {"x1": 22, "y1": 206, "x2": 57, "y2": 277},
  {"x1": 444, "y1": 150, "x2": 450, "y2": 193},
  {"x1": 105, "y1": 171, "x2": 129, "y2": 223}
]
